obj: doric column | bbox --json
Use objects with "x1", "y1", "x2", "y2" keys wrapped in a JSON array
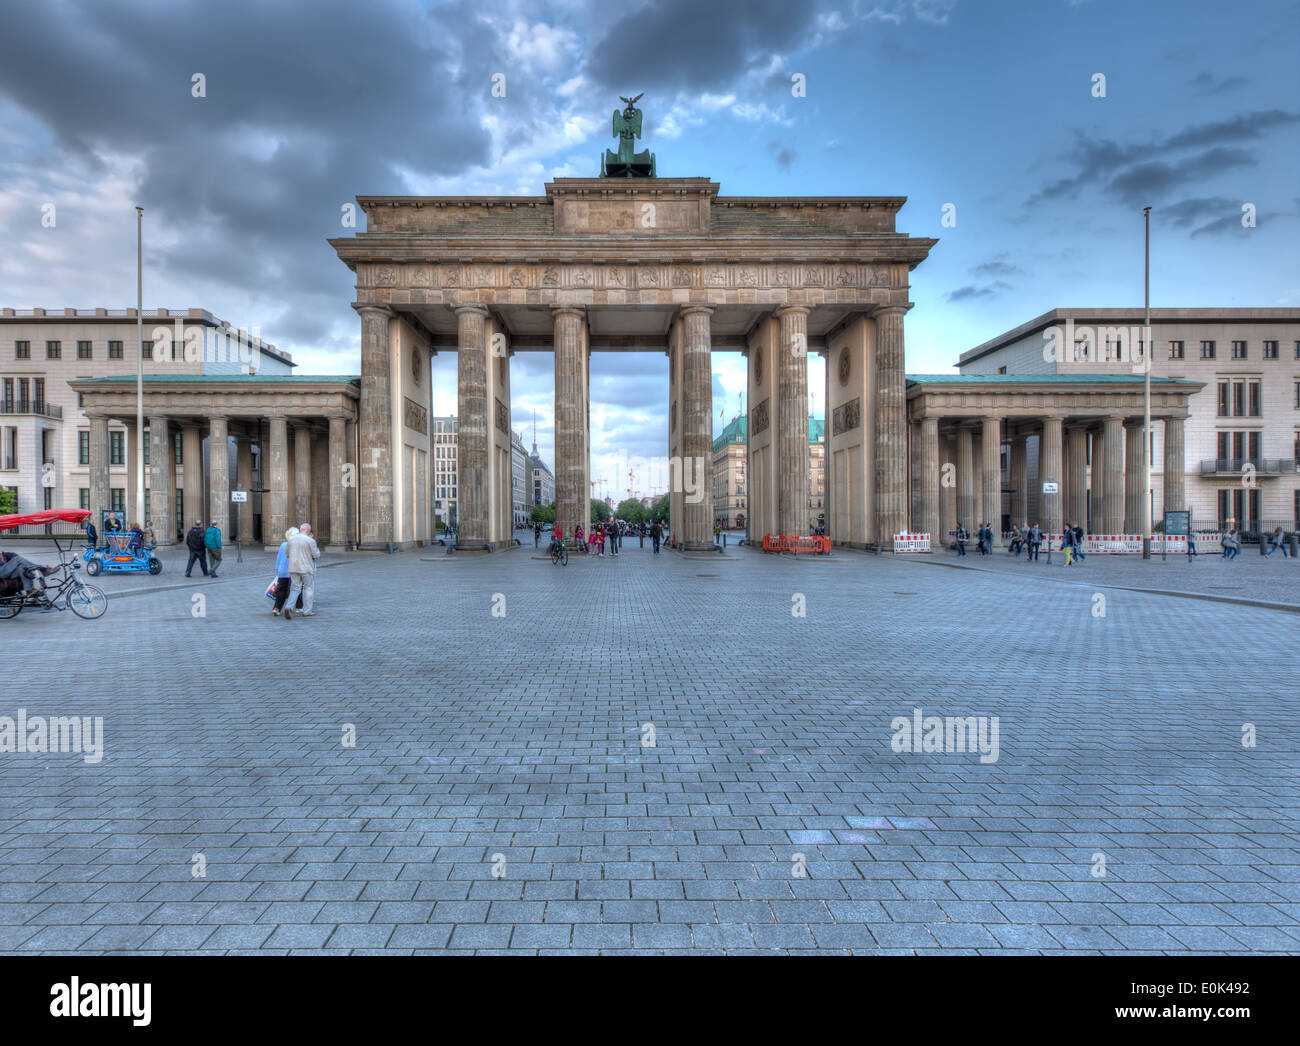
[
  {"x1": 235, "y1": 432, "x2": 254, "y2": 545},
  {"x1": 148, "y1": 415, "x2": 173, "y2": 544},
  {"x1": 1162, "y1": 416, "x2": 1186, "y2": 513},
  {"x1": 1101, "y1": 415, "x2": 1125, "y2": 533},
  {"x1": 955, "y1": 425, "x2": 973, "y2": 531},
  {"x1": 455, "y1": 304, "x2": 490, "y2": 548},
  {"x1": 971, "y1": 428, "x2": 983, "y2": 528},
  {"x1": 1064, "y1": 425, "x2": 1087, "y2": 530},
  {"x1": 920, "y1": 416, "x2": 940, "y2": 541},
  {"x1": 873, "y1": 305, "x2": 908, "y2": 547},
  {"x1": 293, "y1": 423, "x2": 312, "y2": 526},
  {"x1": 775, "y1": 305, "x2": 809, "y2": 536},
  {"x1": 1041, "y1": 417, "x2": 1064, "y2": 537},
  {"x1": 681, "y1": 305, "x2": 715, "y2": 550},
  {"x1": 552, "y1": 307, "x2": 587, "y2": 546},
  {"x1": 1124, "y1": 422, "x2": 1143, "y2": 533},
  {"x1": 1009, "y1": 434, "x2": 1028, "y2": 527},
  {"x1": 87, "y1": 413, "x2": 110, "y2": 526},
  {"x1": 209, "y1": 416, "x2": 229, "y2": 532},
  {"x1": 328, "y1": 415, "x2": 349, "y2": 548},
  {"x1": 940, "y1": 433, "x2": 957, "y2": 543},
  {"x1": 982, "y1": 415, "x2": 1002, "y2": 545},
  {"x1": 267, "y1": 415, "x2": 289, "y2": 545},
  {"x1": 181, "y1": 423, "x2": 203, "y2": 529},
  {"x1": 355, "y1": 303, "x2": 394, "y2": 547}
]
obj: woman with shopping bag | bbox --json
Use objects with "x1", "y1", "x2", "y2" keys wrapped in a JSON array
[{"x1": 267, "y1": 527, "x2": 297, "y2": 617}]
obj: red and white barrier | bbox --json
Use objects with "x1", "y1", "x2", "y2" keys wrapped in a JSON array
[{"x1": 893, "y1": 532, "x2": 931, "y2": 552}]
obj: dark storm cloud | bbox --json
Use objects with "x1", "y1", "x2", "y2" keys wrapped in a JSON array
[
  {"x1": 0, "y1": 0, "x2": 493, "y2": 349},
  {"x1": 586, "y1": 0, "x2": 821, "y2": 93},
  {"x1": 1026, "y1": 111, "x2": 1297, "y2": 210}
]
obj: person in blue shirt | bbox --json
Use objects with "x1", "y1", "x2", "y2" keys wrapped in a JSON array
[
  {"x1": 204, "y1": 521, "x2": 223, "y2": 578},
  {"x1": 271, "y1": 527, "x2": 297, "y2": 616}
]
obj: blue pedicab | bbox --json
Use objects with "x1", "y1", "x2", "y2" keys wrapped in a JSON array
[{"x1": 83, "y1": 531, "x2": 162, "y2": 576}]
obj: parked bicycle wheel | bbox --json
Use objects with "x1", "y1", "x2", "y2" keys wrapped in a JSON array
[{"x1": 66, "y1": 580, "x2": 108, "y2": 619}]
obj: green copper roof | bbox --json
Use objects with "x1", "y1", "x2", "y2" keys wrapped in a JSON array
[
  {"x1": 713, "y1": 414, "x2": 825, "y2": 452},
  {"x1": 906, "y1": 373, "x2": 1199, "y2": 386}
]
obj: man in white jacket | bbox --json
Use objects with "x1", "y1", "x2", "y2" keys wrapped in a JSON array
[{"x1": 285, "y1": 523, "x2": 320, "y2": 619}]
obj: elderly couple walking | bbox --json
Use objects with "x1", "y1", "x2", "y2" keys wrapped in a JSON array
[{"x1": 270, "y1": 523, "x2": 320, "y2": 619}]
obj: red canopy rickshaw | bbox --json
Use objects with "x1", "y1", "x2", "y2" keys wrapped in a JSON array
[{"x1": 0, "y1": 509, "x2": 107, "y2": 620}]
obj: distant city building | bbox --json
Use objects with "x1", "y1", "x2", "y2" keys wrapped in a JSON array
[
  {"x1": 711, "y1": 414, "x2": 825, "y2": 529},
  {"x1": 433, "y1": 416, "x2": 457, "y2": 528},
  {"x1": 510, "y1": 429, "x2": 528, "y2": 527},
  {"x1": 528, "y1": 440, "x2": 554, "y2": 512}
]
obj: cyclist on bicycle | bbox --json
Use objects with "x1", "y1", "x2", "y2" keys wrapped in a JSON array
[{"x1": 548, "y1": 525, "x2": 565, "y2": 558}]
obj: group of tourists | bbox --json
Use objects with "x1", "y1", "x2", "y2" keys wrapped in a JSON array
[
  {"x1": 539, "y1": 518, "x2": 667, "y2": 557},
  {"x1": 184, "y1": 520, "x2": 224, "y2": 578}
]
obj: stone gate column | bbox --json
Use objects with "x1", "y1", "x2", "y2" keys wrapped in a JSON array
[
  {"x1": 920, "y1": 416, "x2": 940, "y2": 542},
  {"x1": 293, "y1": 423, "x2": 312, "y2": 526},
  {"x1": 955, "y1": 425, "x2": 973, "y2": 531},
  {"x1": 87, "y1": 413, "x2": 110, "y2": 527},
  {"x1": 1101, "y1": 415, "x2": 1125, "y2": 533},
  {"x1": 982, "y1": 415, "x2": 1002, "y2": 546},
  {"x1": 148, "y1": 415, "x2": 173, "y2": 544},
  {"x1": 1010, "y1": 433, "x2": 1027, "y2": 527},
  {"x1": 775, "y1": 305, "x2": 809, "y2": 536},
  {"x1": 455, "y1": 304, "x2": 490, "y2": 549},
  {"x1": 971, "y1": 428, "x2": 983, "y2": 528},
  {"x1": 1124, "y1": 422, "x2": 1143, "y2": 533},
  {"x1": 1041, "y1": 417, "x2": 1064, "y2": 538},
  {"x1": 940, "y1": 433, "x2": 957, "y2": 544},
  {"x1": 356, "y1": 303, "x2": 394, "y2": 547},
  {"x1": 328, "y1": 415, "x2": 349, "y2": 549},
  {"x1": 208, "y1": 416, "x2": 229, "y2": 533},
  {"x1": 552, "y1": 307, "x2": 587, "y2": 547},
  {"x1": 681, "y1": 305, "x2": 715, "y2": 550},
  {"x1": 1064, "y1": 425, "x2": 1087, "y2": 530},
  {"x1": 267, "y1": 415, "x2": 289, "y2": 546},
  {"x1": 181, "y1": 423, "x2": 203, "y2": 528},
  {"x1": 873, "y1": 305, "x2": 908, "y2": 547},
  {"x1": 1162, "y1": 416, "x2": 1186, "y2": 514}
]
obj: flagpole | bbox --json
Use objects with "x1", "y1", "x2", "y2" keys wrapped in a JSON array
[{"x1": 1141, "y1": 206, "x2": 1152, "y2": 559}]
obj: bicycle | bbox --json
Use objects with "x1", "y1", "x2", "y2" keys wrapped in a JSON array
[
  {"x1": 1, "y1": 544, "x2": 108, "y2": 621},
  {"x1": 549, "y1": 540, "x2": 568, "y2": 566}
]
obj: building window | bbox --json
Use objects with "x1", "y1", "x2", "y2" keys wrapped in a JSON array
[
  {"x1": 109, "y1": 430, "x2": 125, "y2": 466},
  {"x1": 1, "y1": 378, "x2": 10, "y2": 412},
  {"x1": 1200, "y1": 340, "x2": 1216, "y2": 359},
  {"x1": 1263, "y1": 341, "x2": 1278, "y2": 359},
  {"x1": 142, "y1": 339, "x2": 152, "y2": 360},
  {"x1": 78, "y1": 431, "x2": 90, "y2": 465},
  {"x1": 143, "y1": 431, "x2": 150, "y2": 466},
  {"x1": 108, "y1": 340, "x2": 123, "y2": 359},
  {"x1": 15, "y1": 341, "x2": 30, "y2": 359},
  {"x1": 77, "y1": 340, "x2": 92, "y2": 360},
  {"x1": 45, "y1": 341, "x2": 61, "y2": 359},
  {"x1": 1218, "y1": 381, "x2": 1230, "y2": 417},
  {"x1": 79, "y1": 488, "x2": 89, "y2": 510},
  {"x1": 110, "y1": 488, "x2": 125, "y2": 513},
  {"x1": 174, "y1": 431, "x2": 183, "y2": 464},
  {"x1": 2, "y1": 427, "x2": 16, "y2": 470},
  {"x1": 1295, "y1": 382, "x2": 1300, "y2": 409},
  {"x1": 1232, "y1": 381, "x2": 1245, "y2": 417},
  {"x1": 1072, "y1": 340, "x2": 1089, "y2": 361},
  {"x1": 32, "y1": 378, "x2": 44, "y2": 411},
  {"x1": 1168, "y1": 341, "x2": 1184, "y2": 359},
  {"x1": 997, "y1": 365, "x2": 1007, "y2": 374},
  {"x1": 1231, "y1": 340, "x2": 1247, "y2": 359},
  {"x1": 77, "y1": 392, "x2": 84, "y2": 408},
  {"x1": 1249, "y1": 380, "x2": 1261, "y2": 418}
]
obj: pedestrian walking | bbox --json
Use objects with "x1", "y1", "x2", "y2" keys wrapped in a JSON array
[
  {"x1": 1072, "y1": 523, "x2": 1087, "y2": 561},
  {"x1": 1062, "y1": 527, "x2": 1076, "y2": 566},
  {"x1": 533, "y1": 522, "x2": 541, "y2": 548},
  {"x1": 575, "y1": 523, "x2": 585, "y2": 553},
  {"x1": 1266, "y1": 526, "x2": 1290, "y2": 557},
  {"x1": 142, "y1": 520, "x2": 155, "y2": 547},
  {"x1": 205, "y1": 520, "x2": 223, "y2": 578},
  {"x1": 609, "y1": 521, "x2": 618, "y2": 557},
  {"x1": 650, "y1": 520, "x2": 662, "y2": 554},
  {"x1": 1027, "y1": 523, "x2": 1042, "y2": 562},
  {"x1": 271, "y1": 527, "x2": 297, "y2": 616},
  {"x1": 955, "y1": 523, "x2": 968, "y2": 556},
  {"x1": 184, "y1": 520, "x2": 209, "y2": 577},
  {"x1": 285, "y1": 522, "x2": 320, "y2": 618},
  {"x1": 1221, "y1": 528, "x2": 1240, "y2": 560}
]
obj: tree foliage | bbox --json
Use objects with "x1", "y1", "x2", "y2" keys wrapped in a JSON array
[
  {"x1": 530, "y1": 503, "x2": 556, "y2": 524},
  {"x1": 590, "y1": 498, "x2": 610, "y2": 523},
  {"x1": 616, "y1": 498, "x2": 645, "y2": 524},
  {"x1": 649, "y1": 494, "x2": 670, "y2": 520}
]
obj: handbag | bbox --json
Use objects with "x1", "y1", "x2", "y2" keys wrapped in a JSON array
[{"x1": 265, "y1": 577, "x2": 279, "y2": 600}]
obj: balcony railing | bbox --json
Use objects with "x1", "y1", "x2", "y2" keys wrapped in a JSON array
[
  {"x1": 1199, "y1": 458, "x2": 1297, "y2": 475},
  {"x1": 0, "y1": 402, "x2": 63, "y2": 419}
]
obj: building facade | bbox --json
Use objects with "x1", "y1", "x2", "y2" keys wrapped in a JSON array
[
  {"x1": 528, "y1": 443, "x2": 555, "y2": 513},
  {"x1": 510, "y1": 429, "x2": 529, "y2": 527},
  {"x1": 433, "y1": 416, "x2": 458, "y2": 529},
  {"x1": 711, "y1": 414, "x2": 826, "y2": 530},
  {"x1": 957, "y1": 308, "x2": 1299, "y2": 532}
]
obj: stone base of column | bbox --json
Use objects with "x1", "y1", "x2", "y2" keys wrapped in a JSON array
[{"x1": 681, "y1": 540, "x2": 721, "y2": 553}]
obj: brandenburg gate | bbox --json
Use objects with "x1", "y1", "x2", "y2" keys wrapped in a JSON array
[{"x1": 330, "y1": 98, "x2": 936, "y2": 552}]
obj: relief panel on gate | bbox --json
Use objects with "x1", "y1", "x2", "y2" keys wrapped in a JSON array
[
  {"x1": 832, "y1": 397, "x2": 861, "y2": 436},
  {"x1": 751, "y1": 398, "x2": 770, "y2": 436}
]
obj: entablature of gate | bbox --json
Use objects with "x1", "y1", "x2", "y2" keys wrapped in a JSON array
[{"x1": 906, "y1": 377, "x2": 1203, "y2": 424}]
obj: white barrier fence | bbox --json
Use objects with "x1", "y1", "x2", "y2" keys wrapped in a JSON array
[{"x1": 893, "y1": 532, "x2": 932, "y2": 552}]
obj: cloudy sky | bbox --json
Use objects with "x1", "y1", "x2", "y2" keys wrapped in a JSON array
[{"x1": 2, "y1": 0, "x2": 1297, "y2": 498}]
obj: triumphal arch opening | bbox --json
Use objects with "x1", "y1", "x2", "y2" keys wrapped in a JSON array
[{"x1": 330, "y1": 96, "x2": 936, "y2": 552}]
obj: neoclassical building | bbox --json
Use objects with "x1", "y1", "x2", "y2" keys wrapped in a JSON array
[{"x1": 331, "y1": 176, "x2": 936, "y2": 551}]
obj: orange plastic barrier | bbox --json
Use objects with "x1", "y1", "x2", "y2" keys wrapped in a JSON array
[{"x1": 761, "y1": 534, "x2": 831, "y2": 554}]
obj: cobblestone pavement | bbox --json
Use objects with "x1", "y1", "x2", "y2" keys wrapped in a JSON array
[
  {"x1": 2, "y1": 540, "x2": 1297, "y2": 955},
  {"x1": 921, "y1": 542, "x2": 1300, "y2": 608}
]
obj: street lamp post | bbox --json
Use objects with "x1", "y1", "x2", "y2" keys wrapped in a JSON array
[
  {"x1": 135, "y1": 206, "x2": 145, "y2": 529},
  {"x1": 1141, "y1": 205, "x2": 1152, "y2": 560}
]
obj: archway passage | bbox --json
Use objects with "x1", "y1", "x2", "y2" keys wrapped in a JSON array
[{"x1": 330, "y1": 176, "x2": 936, "y2": 551}]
